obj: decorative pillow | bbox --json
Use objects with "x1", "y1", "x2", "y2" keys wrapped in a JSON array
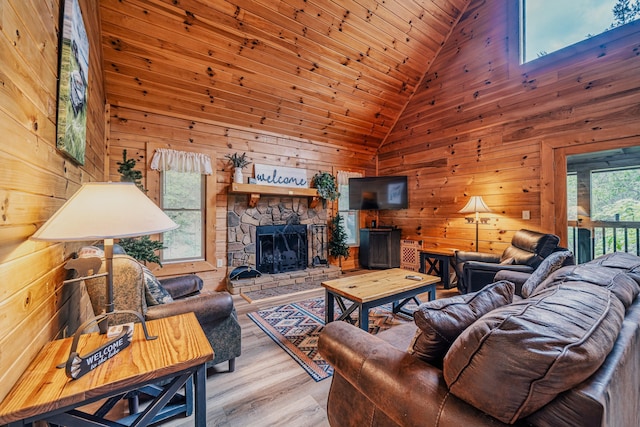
[
  {"x1": 408, "y1": 280, "x2": 514, "y2": 366},
  {"x1": 499, "y1": 257, "x2": 515, "y2": 265},
  {"x1": 443, "y1": 283, "x2": 625, "y2": 424},
  {"x1": 141, "y1": 264, "x2": 173, "y2": 306},
  {"x1": 520, "y1": 250, "x2": 574, "y2": 298}
]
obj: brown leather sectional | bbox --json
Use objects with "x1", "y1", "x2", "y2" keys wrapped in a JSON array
[{"x1": 319, "y1": 252, "x2": 640, "y2": 426}]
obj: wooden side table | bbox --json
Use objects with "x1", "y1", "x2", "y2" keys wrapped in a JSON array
[
  {"x1": 0, "y1": 313, "x2": 213, "y2": 427},
  {"x1": 420, "y1": 248, "x2": 457, "y2": 289}
]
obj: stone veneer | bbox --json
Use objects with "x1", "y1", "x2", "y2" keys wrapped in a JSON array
[{"x1": 226, "y1": 193, "x2": 339, "y2": 294}]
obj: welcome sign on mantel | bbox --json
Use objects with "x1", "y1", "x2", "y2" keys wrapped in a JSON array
[{"x1": 254, "y1": 164, "x2": 309, "y2": 188}]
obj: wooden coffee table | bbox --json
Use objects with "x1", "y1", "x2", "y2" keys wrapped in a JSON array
[{"x1": 322, "y1": 268, "x2": 439, "y2": 331}]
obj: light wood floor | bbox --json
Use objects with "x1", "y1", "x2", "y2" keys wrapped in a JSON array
[{"x1": 161, "y1": 276, "x2": 459, "y2": 427}]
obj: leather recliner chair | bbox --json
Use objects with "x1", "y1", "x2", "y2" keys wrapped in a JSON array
[
  {"x1": 454, "y1": 229, "x2": 561, "y2": 294},
  {"x1": 83, "y1": 254, "x2": 241, "y2": 372}
]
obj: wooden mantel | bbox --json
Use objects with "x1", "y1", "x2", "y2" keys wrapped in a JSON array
[{"x1": 230, "y1": 183, "x2": 320, "y2": 208}]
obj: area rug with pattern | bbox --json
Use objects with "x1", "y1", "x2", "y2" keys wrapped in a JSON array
[{"x1": 247, "y1": 297, "x2": 415, "y2": 381}]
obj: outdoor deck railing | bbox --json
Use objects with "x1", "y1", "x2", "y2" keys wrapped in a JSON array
[{"x1": 568, "y1": 221, "x2": 640, "y2": 263}]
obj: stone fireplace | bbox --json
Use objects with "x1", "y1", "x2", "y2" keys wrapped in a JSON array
[{"x1": 226, "y1": 193, "x2": 340, "y2": 294}]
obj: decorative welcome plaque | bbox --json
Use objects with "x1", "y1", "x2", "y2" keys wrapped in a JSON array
[
  {"x1": 254, "y1": 164, "x2": 309, "y2": 188},
  {"x1": 66, "y1": 325, "x2": 133, "y2": 379},
  {"x1": 59, "y1": 310, "x2": 157, "y2": 380}
]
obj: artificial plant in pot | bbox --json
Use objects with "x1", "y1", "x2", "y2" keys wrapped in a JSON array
[
  {"x1": 329, "y1": 213, "x2": 350, "y2": 268},
  {"x1": 116, "y1": 149, "x2": 165, "y2": 265},
  {"x1": 312, "y1": 171, "x2": 339, "y2": 207},
  {"x1": 226, "y1": 152, "x2": 251, "y2": 184},
  {"x1": 117, "y1": 149, "x2": 145, "y2": 192}
]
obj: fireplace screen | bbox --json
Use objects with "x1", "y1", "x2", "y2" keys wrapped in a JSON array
[{"x1": 255, "y1": 224, "x2": 308, "y2": 274}]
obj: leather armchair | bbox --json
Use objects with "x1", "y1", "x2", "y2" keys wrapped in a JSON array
[
  {"x1": 83, "y1": 254, "x2": 241, "y2": 371},
  {"x1": 454, "y1": 229, "x2": 560, "y2": 294}
]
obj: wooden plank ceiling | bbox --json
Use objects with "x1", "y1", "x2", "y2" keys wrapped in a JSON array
[{"x1": 100, "y1": 0, "x2": 470, "y2": 149}]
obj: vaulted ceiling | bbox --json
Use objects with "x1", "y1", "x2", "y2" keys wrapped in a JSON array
[{"x1": 100, "y1": 0, "x2": 470, "y2": 150}]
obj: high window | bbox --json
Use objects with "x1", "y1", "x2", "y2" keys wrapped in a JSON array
[{"x1": 519, "y1": 0, "x2": 640, "y2": 64}]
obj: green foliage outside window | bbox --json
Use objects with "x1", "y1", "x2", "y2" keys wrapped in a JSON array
[
  {"x1": 568, "y1": 167, "x2": 640, "y2": 256},
  {"x1": 161, "y1": 170, "x2": 204, "y2": 262}
]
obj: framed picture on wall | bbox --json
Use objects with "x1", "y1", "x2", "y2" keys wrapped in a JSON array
[{"x1": 56, "y1": 0, "x2": 89, "y2": 165}]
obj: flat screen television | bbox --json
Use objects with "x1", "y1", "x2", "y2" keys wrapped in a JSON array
[{"x1": 348, "y1": 176, "x2": 408, "y2": 210}]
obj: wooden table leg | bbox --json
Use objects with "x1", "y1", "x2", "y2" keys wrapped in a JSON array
[
  {"x1": 325, "y1": 289, "x2": 335, "y2": 324},
  {"x1": 359, "y1": 303, "x2": 369, "y2": 331},
  {"x1": 194, "y1": 364, "x2": 207, "y2": 427}
]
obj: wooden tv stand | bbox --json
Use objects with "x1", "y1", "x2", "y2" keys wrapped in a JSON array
[{"x1": 359, "y1": 228, "x2": 401, "y2": 268}]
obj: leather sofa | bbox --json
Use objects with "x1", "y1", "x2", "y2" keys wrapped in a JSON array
[
  {"x1": 83, "y1": 254, "x2": 242, "y2": 371},
  {"x1": 454, "y1": 229, "x2": 561, "y2": 294},
  {"x1": 319, "y1": 252, "x2": 640, "y2": 426}
]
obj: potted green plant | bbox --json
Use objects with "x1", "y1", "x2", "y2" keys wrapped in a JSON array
[
  {"x1": 329, "y1": 213, "x2": 350, "y2": 268},
  {"x1": 226, "y1": 152, "x2": 251, "y2": 183},
  {"x1": 117, "y1": 149, "x2": 145, "y2": 192},
  {"x1": 312, "y1": 171, "x2": 339, "y2": 207}
]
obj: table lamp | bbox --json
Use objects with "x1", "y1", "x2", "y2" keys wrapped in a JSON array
[
  {"x1": 31, "y1": 182, "x2": 178, "y2": 321},
  {"x1": 459, "y1": 196, "x2": 491, "y2": 251}
]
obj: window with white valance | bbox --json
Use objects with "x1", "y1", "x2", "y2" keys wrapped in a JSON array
[
  {"x1": 145, "y1": 143, "x2": 217, "y2": 274},
  {"x1": 150, "y1": 148, "x2": 213, "y2": 175}
]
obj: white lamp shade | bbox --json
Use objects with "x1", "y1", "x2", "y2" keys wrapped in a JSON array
[
  {"x1": 31, "y1": 182, "x2": 178, "y2": 241},
  {"x1": 459, "y1": 196, "x2": 491, "y2": 214}
]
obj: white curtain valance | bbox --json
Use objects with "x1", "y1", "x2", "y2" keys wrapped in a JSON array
[
  {"x1": 337, "y1": 170, "x2": 362, "y2": 185},
  {"x1": 150, "y1": 148, "x2": 213, "y2": 175}
]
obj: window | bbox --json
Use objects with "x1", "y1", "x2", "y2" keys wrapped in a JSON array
[
  {"x1": 161, "y1": 170, "x2": 204, "y2": 262},
  {"x1": 146, "y1": 142, "x2": 217, "y2": 276},
  {"x1": 566, "y1": 148, "x2": 640, "y2": 262},
  {"x1": 337, "y1": 170, "x2": 362, "y2": 246},
  {"x1": 591, "y1": 168, "x2": 640, "y2": 221},
  {"x1": 519, "y1": 0, "x2": 640, "y2": 64}
]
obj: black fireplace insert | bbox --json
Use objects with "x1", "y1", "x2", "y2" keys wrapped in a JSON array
[{"x1": 255, "y1": 224, "x2": 307, "y2": 274}]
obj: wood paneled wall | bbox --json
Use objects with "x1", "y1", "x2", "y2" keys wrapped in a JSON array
[
  {"x1": 379, "y1": 0, "x2": 640, "y2": 254},
  {"x1": 0, "y1": 0, "x2": 106, "y2": 401},
  {"x1": 106, "y1": 105, "x2": 376, "y2": 287}
]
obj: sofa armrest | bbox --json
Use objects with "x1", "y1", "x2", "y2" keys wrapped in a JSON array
[
  {"x1": 318, "y1": 321, "x2": 507, "y2": 427},
  {"x1": 159, "y1": 274, "x2": 203, "y2": 299},
  {"x1": 455, "y1": 250, "x2": 501, "y2": 264},
  {"x1": 461, "y1": 262, "x2": 533, "y2": 293},
  {"x1": 493, "y1": 270, "x2": 532, "y2": 296},
  {"x1": 145, "y1": 290, "x2": 234, "y2": 323},
  {"x1": 464, "y1": 261, "x2": 535, "y2": 275}
]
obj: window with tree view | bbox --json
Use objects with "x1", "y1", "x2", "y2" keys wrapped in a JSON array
[
  {"x1": 520, "y1": 0, "x2": 640, "y2": 63},
  {"x1": 161, "y1": 170, "x2": 204, "y2": 263},
  {"x1": 567, "y1": 149, "x2": 640, "y2": 263}
]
